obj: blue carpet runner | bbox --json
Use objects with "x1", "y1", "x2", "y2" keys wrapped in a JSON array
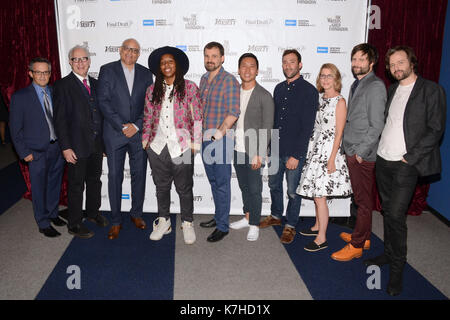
[
  {"x1": 36, "y1": 213, "x2": 175, "y2": 300},
  {"x1": 274, "y1": 217, "x2": 448, "y2": 300},
  {"x1": 0, "y1": 161, "x2": 27, "y2": 216}
]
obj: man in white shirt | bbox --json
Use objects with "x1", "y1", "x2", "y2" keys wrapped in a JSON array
[{"x1": 366, "y1": 46, "x2": 447, "y2": 296}]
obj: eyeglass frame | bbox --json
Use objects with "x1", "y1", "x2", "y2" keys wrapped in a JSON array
[
  {"x1": 122, "y1": 46, "x2": 140, "y2": 54},
  {"x1": 70, "y1": 57, "x2": 90, "y2": 63}
]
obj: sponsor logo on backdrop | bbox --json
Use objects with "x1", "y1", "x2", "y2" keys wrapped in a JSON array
[
  {"x1": 107, "y1": 20, "x2": 133, "y2": 28},
  {"x1": 297, "y1": 0, "x2": 317, "y2": 4},
  {"x1": 285, "y1": 19, "x2": 315, "y2": 27},
  {"x1": 142, "y1": 19, "x2": 173, "y2": 27},
  {"x1": 80, "y1": 41, "x2": 96, "y2": 57},
  {"x1": 122, "y1": 194, "x2": 130, "y2": 200},
  {"x1": 223, "y1": 40, "x2": 237, "y2": 56},
  {"x1": 248, "y1": 45, "x2": 269, "y2": 53},
  {"x1": 328, "y1": 15, "x2": 349, "y2": 31},
  {"x1": 259, "y1": 67, "x2": 280, "y2": 83},
  {"x1": 176, "y1": 45, "x2": 202, "y2": 52},
  {"x1": 74, "y1": 0, "x2": 98, "y2": 3},
  {"x1": 193, "y1": 196, "x2": 203, "y2": 202},
  {"x1": 245, "y1": 18, "x2": 273, "y2": 26},
  {"x1": 105, "y1": 45, "x2": 121, "y2": 53},
  {"x1": 317, "y1": 46, "x2": 347, "y2": 54},
  {"x1": 152, "y1": 0, "x2": 171, "y2": 3},
  {"x1": 76, "y1": 20, "x2": 96, "y2": 28},
  {"x1": 300, "y1": 72, "x2": 312, "y2": 80},
  {"x1": 143, "y1": 19, "x2": 155, "y2": 26},
  {"x1": 88, "y1": 72, "x2": 99, "y2": 79},
  {"x1": 278, "y1": 45, "x2": 306, "y2": 53},
  {"x1": 183, "y1": 14, "x2": 205, "y2": 30},
  {"x1": 215, "y1": 18, "x2": 236, "y2": 26}
]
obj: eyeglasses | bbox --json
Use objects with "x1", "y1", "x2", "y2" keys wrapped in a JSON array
[
  {"x1": 122, "y1": 46, "x2": 140, "y2": 54},
  {"x1": 32, "y1": 71, "x2": 51, "y2": 76},
  {"x1": 71, "y1": 57, "x2": 89, "y2": 63},
  {"x1": 319, "y1": 74, "x2": 334, "y2": 79}
]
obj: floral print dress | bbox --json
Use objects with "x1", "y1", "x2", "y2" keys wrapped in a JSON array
[{"x1": 297, "y1": 94, "x2": 352, "y2": 198}]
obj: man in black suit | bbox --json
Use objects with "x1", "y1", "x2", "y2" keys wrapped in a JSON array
[
  {"x1": 97, "y1": 38, "x2": 153, "y2": 239},
  {"x1": 365, "y1": 46, "x2": 446, "y2": 296},
  {"x1": 54, "y1": 45, "x2": 108, "y2": 239}
]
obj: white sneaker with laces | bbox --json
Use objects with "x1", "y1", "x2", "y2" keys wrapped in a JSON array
[
  {"x1": 149, "y1": 217, "x2": 171, "y2": 241},
  {"x1": 230, "y1": 217, "x2": 250, "y2": 230},
  {"x1": 181, "y1": 221, "x2": 196, "y2": 245},
  {"x1": 247, "y1": 225, "x2": 259, "y2": 241}
]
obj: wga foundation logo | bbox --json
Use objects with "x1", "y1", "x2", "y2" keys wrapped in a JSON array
[
  {"x1": 259, "y1": 67, "x2": 280, "y2": 83},
  {"x1": 223, "y1": 40, "x2": 237, "y2": 56},
  {"x1": 327, "y1": 15, "x2": 348, "y2": 31},
  {"x1": 183, "y1": 14, "x2": 205, "y2": 30}
]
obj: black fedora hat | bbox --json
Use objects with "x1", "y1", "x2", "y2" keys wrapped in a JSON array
[{"x1": 148, "y1": 46, "x2": 189, "y2": 76}]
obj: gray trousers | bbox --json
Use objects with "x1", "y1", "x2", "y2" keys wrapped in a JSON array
[{"x1": 147, "y1": 145, "x2": 194, "y2": 222}]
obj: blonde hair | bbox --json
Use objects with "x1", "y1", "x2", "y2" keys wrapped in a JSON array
[{"x1": 316, "y1": 63, "x2": 342, "y2": 93}]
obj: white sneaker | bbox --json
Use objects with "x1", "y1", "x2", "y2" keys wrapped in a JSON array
[
  {"x1": 181, "y1": 221, "x2": 196, "y2": 245},
  {"x1": 149, "y1": 217, "x2": 171, "y2": 241},
  {"x1": 247, "y1": 226, "x2": 259, "y2": 241},
  {"x1": 230, "y1": 217, "x2": 250, "y2": 230}
]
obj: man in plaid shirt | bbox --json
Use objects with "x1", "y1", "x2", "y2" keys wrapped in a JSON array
[{"x1": 199, "y1": 42, "x2": 240, "y2": 242}]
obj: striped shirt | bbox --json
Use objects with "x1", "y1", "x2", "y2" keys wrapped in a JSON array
[{"x1": 199, "y1": 67, "x2": 240, "y2": 132}]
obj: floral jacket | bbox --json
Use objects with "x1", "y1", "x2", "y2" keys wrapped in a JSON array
[{"x1": 142, "y1": 79, "x2": 203, "y2": 151}]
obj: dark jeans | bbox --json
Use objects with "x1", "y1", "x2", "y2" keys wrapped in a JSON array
[
  {"x1": 67, "y1": 136, "x2": 103, "y2": 228},
  {"x1": 346, "y1": 155, "x2": 376, "y2": 248},
  {"x1": 233, "y1": 151, "x2": 263, "y2": 226},
  {"x1": 147, "y1": 145, "x2": 194, "y2": 222},
  {"x1": 376, "y1": 156, "x2": 418, "y2": 274}
]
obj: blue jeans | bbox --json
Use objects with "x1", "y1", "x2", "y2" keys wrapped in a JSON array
[
  {"x1": 202, "y1": 136, "x2": 234, "y2": 232},
  {"x1": 268, "y1": 156, "x2": 305, "y2": 228}
]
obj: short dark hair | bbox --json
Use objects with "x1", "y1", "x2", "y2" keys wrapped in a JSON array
[
  {"x1": 282, "y1": 49, "x2": 302, "y2": 63},
  {"x1": 351, "y1": 43, "x2": 378, "y2": 66},
  {"x1": 385, "y1": 45, "x2": 418, "y2": 74},
  {"x1": 28, "y1": 57, "x2": 52, "y2": 72},
  {"x1": 238, "y1": 53, "x2": 259, "y2": 69},
  {"x1": 204, "y1": 42, "x2": 224, "y2": 56}
]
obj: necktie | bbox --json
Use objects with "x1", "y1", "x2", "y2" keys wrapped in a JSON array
[
  {"x1": 83, "y1": 79, "x2": 91, "y2": 95},
  {"x1": 350, "y1": 79, "x2": 360, "y2": 97},
  {"x1": 42, "y1": 90, "x2": 57, "y2": 141}
]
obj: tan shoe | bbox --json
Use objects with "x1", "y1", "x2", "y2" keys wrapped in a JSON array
[
  {"x1": 340, "y1": 232, "x2": 371, "y2": 250},
  {"x1": 280, "y1": 226, "x2": 296, "y2": 244},
  {"x1": 259, "y1": 215, "x2": 281, "y2": 229},
  {"x1": 331, "y1": 243, "x2": 363, "y2": 261},
  {"x1": 107, "y1": 225, "x2": 122, "y2": 240},
  {"x1": 131, "y1": 217, "x2": 147, "y2": 230}
]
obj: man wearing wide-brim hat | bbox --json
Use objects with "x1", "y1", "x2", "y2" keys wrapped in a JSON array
[{"x1": 142, "y1": 46, "x2": 203, "y2": 244}]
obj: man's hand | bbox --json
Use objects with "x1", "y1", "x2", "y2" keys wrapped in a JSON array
[
  {"x1": 24, "y1": 154, "x2": 34, "y2": 162},
  {"x1": 63, "y1": 149, "x2": 78, "y2": 164},
  {"x1": 251, "y1": 155, "x2": 262, "y2": 170},
  {"x1": 286, "y1": 157, "x2": 299, "y2": 170},
  {"x1": 122, "y1": 123, "x2": 138, "y2": 138},
  {"x1": 401, "y1": 158, "x2": 408, "y2": 164},
  {"x1": 355, "y1": 154, "x2": 363, "y2": 164}
]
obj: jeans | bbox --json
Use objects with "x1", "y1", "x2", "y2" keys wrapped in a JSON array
[
  {"x1": 233, "y1": 151, "x2": 263, "y2": 226},
  {"x1": 268, "y1": 155, "x2": 305, "y2": 228},
  {"x1": 202, "y1": 136, "x2": 234, "y2": 232}
]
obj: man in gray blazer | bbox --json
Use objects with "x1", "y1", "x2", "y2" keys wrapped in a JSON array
[
  {"x1": 332, "y1": 43, "x2": 386, "y2": 262},
  {"x1": 229, "y1": 53, "x2": 274, "y2": 241}
]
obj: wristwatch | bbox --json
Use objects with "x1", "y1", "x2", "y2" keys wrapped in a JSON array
[{"x1": 211, "y1": 135, "x2": 216, "y2": 141}]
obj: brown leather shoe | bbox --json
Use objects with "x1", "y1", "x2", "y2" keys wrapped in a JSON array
[
  {"x1": 331, "y1": 243, "x2": 363, "y2": 262},
  {"x1": 339, "y1": 232, "x2": 371, "y2": 250},
  {"x1": 131, "y1": 217, "x2": 147, "y2": 229},
  {"x1": 259, "y1": 215, "x2": 282, "y2": 229},
  {"x1": 280, "y1": 226, "x2": 296, "y2": 244},
  {"x1": 108, "y1": 225, "x2": 122, "y2": 240}
]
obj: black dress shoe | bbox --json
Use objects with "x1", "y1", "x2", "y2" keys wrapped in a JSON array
[
  {"x1": 86, "y1": 214, "x2": 109, "y2": 227},
  {"x1": 50, "y1": 217, "x2": 67, "y2": 227},
  {"x1": 200, "y1": 218, "x2": 216, "y2": 228},
  {"x1": 68, "y1": 223, "x2": 94, "y2": 239},
  {"x1": 207, "y1": 228, "x2": 228, "y2": 242},
  {"x1": 39, "y1": 226, "x2": 61, "y2": 238},
  {"x1": 387, "y1": 272, "x2": 403, "y2": 296},
  {"x1": 364, "y1": 254, "x2": 391, "y2": 267}
]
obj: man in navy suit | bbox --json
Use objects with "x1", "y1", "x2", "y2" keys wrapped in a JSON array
[
  {"x1": 97, "y1": 38, "x2": 153, "y2": 239},
  {"x1": 9, "y1": 57, "x2": 65, "y2": 237},
  {"x1": 53, "y1": 45, "x2": 109, "y2": 239}
]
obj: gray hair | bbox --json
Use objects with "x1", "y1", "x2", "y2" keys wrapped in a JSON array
[
  {"x1": 122, "y1": 38, "x2": 141, "y2": 50},
  {"x1": 68, "y1": 45, "x2": 90, "y2": 60}
]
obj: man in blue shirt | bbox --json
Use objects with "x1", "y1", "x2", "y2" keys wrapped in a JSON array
[
  {"x1": 9, "y1": 57, "x2": 65, "y2": 237},
  {"x1": 259, "y1": 49, "x2": 318, "y2": 244}
]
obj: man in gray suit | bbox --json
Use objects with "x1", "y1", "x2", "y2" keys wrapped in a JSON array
[
  {"x1": 332, "y1": 43, "x2": 386, "y2": 262},
  {"x1": 229, "y1": 53, "x2": 274, "y2": 241}
]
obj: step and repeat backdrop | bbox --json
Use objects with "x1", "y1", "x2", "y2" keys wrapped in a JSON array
[{"x1": 55, "y1": 0, "x2": 370, "y2": 216}]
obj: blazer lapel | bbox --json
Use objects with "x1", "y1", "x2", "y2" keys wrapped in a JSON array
[{"x1": 115, "y1": 60, "x2": 132, "y2": 98}]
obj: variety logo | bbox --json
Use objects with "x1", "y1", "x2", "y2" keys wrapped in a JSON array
[
  {"x1": 248, "y1": 45, "x2": 269, "y2": 53},
  {"x1": 76, "y1": 20, "x2": 96, "y2": 28},
  {"x1": 215, "y1": 18, "x2": 236, "y2": 26}
]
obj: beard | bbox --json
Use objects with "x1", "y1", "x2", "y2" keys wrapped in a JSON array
[
  {"x1": 283, "y1": 69, "x2": 299, "y2": 79},
  {"x1": 205, "y1": 62, "x2": 220, "y2": 72},
  {"x1": 352, "y1": 65, "x2": 370, "y2": 77},
  {"x1": 393, "y1": 68, "x2": 413, "y2": 81}
]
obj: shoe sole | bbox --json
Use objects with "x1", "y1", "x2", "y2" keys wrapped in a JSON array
[
  {"x1": 304, "y1": 245, "x2": 328, "y2": 252},
  {"x1": 68, "y1": 230, "x2": 94, "y2": 239},
  {"x1": 150, "y1": 226, "x2": 172, "y2": 241},
  {"x1": 331, "y1": 253, "x2": 363, "y2": 262},
  {"x1": 299, "y1": 231, "x2": 319, "y2": 237}
]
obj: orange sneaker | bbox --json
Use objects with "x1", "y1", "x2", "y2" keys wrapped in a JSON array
[
  {"x1": 331, "y1": 243, "x2": 363, "y2": 262},
  {"x1": 339, "y1": 232, "x2": 371, "y2": 250}
]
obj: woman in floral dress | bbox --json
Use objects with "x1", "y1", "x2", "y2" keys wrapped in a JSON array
[{"x1": 296, "y1": 63, "x2": 352, "y2": 252}]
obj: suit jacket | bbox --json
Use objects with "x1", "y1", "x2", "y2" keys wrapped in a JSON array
[
  {"x1": 343, "y1": 71, "x2": 387, "y2": 161},
  {"x1": 53, "y1": 72, "x2": 103, "y2": 158},
  {"x1": 97, "y1": 60, "x2": 153, "y2": 150},
  {"x1": 142, "y1": 79, "x2": 203, "y2": 151},
  {"x1": 9, "y1": 84, "x2": 53, "y2": 160},
  {"x1": 242, "y1": 82, "x2": 274, "y2": 159},
  {"x1": 385, "y1": 76, "x2": 446, "y2": 176}
]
